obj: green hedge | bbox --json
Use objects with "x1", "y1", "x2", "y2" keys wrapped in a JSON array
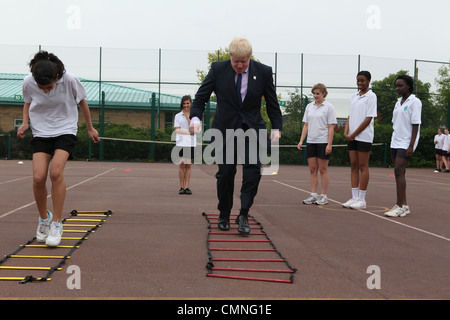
[{"x1": 0, "y1": 123, "x2": 438, "y2": 167}]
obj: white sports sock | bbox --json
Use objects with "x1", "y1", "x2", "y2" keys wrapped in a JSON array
[
  {"x1": 359, "y1": 190, "x2": 367, "y2": 201},
  {"x1": 352, "y1": 188, "x2": 359, "y2": 199}
]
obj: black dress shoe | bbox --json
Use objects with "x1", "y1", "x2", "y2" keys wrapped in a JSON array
[
  {"x1": 235, "y1": 214, "x2": 250, "y2": 235},
  {"x1": 179, "y1": 188, "x2": 185, "y2": 194},
  {"x1": 184, "y1": 188, "x2": 192, "y2": 195},
  {"x1": 218, "y1": 218, "x2": 230, "y2": 231}
]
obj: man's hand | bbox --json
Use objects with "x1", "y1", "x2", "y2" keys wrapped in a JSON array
[{"x1": 270, "y1": 129, "x2": 281, "y2": 143}]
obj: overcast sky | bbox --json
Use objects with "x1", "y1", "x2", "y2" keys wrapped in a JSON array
[
  {"x1": 1, "y1": 0, "x2": 449, "y2": 61},
  {"x1": 1, "y1": 0, "x2": 449, "y2": 117}
]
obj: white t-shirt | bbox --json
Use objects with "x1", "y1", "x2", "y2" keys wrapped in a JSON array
[
  {"x1": 348, "y1": 90, "x2": 378, "y2": 143},
  {"x1": 434, "y1": 133, "x2": 445, "y2": 150},
  {"x1": 390, "y1": 94, "x2": 422, "y2": 151},
  {"x1": 174, "y1": 111, "x2": 196, "y2": 147},
  {"x1": 442, "y1": 134, "x2": 450, "y2": 152},
  {"x1": 302, "y1": 100, "x2": 337, "y2": 144},
  {"x1": 23, "y1": 72, "x2": 87, "y2": 138}
]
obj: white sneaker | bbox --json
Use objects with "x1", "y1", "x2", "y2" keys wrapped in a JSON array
[
  {"x1": 400, "y1": 205, "x2": 410, "y2": 217},
  {"x1": 350, "y1": 200, "x2": 367, "y2": 209},
  {"x1": 385, "y1": 205, "x2": 404, "y2": 217},
  {"x1": 36, "y1": 210, "x2": 53, "y2": 242},
  {"x1": 315, "y1": 194, "x2": 328, "y2": 205},
  {"x1": 303, "y1": 195, "x2": 318, "y2": 205},
  {"x1": 46, "y1": 222, "x2": 63, "y2": 247},
  {"x1": 342, "y1": 198, "x2": 356, "y2": 208}
]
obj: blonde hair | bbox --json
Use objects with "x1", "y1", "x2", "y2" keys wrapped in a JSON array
[
  {"x1": 229, "y1": 37, "x2": 253, "y2": 60},
  {"x1": 311, "y1": 83, "x2": 328, "y2": 98}
]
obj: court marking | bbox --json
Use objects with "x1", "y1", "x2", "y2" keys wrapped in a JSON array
[
  {"x1": 273, "y1": 180, "x2": 450, "y2": 242},
  {"x1": 0, "y1": 168, "x2": 115, "y2": 220}
]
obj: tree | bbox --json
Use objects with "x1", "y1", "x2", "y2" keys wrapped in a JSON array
[
  {"x1": 371, "y1": 70, "x2": 435, "y2": 127},
  {"x1": 435, "y1": 64, "x2": 450, "y2": 127}
]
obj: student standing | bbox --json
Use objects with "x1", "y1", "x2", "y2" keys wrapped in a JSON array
[
  {"x1": 385, "y1": 75, "x2": 422, "y2": 217},
  {"x1": 343, "y1": 71, "x2": 377, "y2": 209},
  {"x1": 17, "y1": 51, "x2": 100, "y2": 246},
  {"x1": 433, "y1": 127, "x2": 445, "y2": 172},
  {"x1": 297, "y1": 84, "x2": 337, "y2": 205},
  {"x1": 441, "y1": 128, "x2": 450, "y2": 173},
  {"x1": 174, "y1": 95, "x2": 196, "y2": 194}
]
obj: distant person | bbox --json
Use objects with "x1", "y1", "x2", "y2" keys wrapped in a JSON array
[
  {"x1": 441, "y1": 128, "x2": 450, "y2": 173},
  {"x1": 174, "y1": 95, "x2": 196, "y2": 194},
  {"x1": 343, "y1": 71, "x2": 377, "y2": 209},
  {"x1": 433, "y1": 127, "x2": 445, "y2": 172},
  {"x1": 385, "y1": 75, "x2": 422, "y2": 217},
  {"x1": 17, "y1": 51, "x2": 100, "y2": 246},
  {"x1": 189, "y1": 37, "x2": 282, "y2": 235},
  {"x1": 297, "y1": 83, "x2": 336, "y2": 205}
]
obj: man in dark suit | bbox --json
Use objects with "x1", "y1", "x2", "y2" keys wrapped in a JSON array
[{"x1": 189, "y1": 37, "x2": 282, "y2": 235}]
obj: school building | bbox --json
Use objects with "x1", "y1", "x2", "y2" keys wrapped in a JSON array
[{"x1": 0, "y1": 73, "x2": 216, "y2": 133}]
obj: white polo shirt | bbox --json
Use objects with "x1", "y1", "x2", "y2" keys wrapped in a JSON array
[
  {"x1": 23, "y1": 72, "x2": 87, "y2": 138},
  {"x1": 302, "y1": 100, "x2": 337, "y2": 143},
  {"x1": 348, "y1": 90, "x2": 377, "y2": 143},
  {"x1": 442, "y1": 134, "x2": 450, "y2": 152},
  {"x1": 174, "y1": 111, "x2": 197, "y2": 147},
  {"x1": 434, "y1": 133, "x2": 445, "y2": 150},
  {"x1": 390, "y1": 94, "x2": 422, "y2": 151}
]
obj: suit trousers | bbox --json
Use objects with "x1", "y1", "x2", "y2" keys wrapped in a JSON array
[{"x1": 215, "y1": 126, "x2": 262, "y2": 217}]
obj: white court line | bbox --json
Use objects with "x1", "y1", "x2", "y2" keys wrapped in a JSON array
[
  {"x1": 273, "y1": 180, "x2": 450, "y2": 242},
  {"x1": 0, "y1": 176, "x2": 32, "y2": 185},
  {"x1": 0, "y1": 168, "x2": 115, "y2": 220}
]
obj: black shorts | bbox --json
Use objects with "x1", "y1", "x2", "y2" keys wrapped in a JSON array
[
  {"x1": 305, "y1": 143, "x2": 330, "y2": 160},
  {"x1": 390, "y1": 148, "x2": 412, "y2": 160},
  {"x1": 31, "y1": 134, "x2": 78, "y2": 159},
  {"x1": 347, "y1": 140, "x2": 372, "y2": 152},
  {"x1": 434, "y1": 149, "x2": 442, "y2": 156}
]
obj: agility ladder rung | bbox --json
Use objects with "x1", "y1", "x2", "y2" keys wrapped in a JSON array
[{"x1": 0, "y1": 209, "x2": 112, "y2": 284}]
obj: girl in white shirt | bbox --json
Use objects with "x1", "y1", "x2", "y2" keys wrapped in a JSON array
[
  {"x1": 174, "y1": 95, "x2": 196, "y2": 194},
  {"x1": 298, "y1": 83, "x2": 337, "y2": 205},
  {"x1": 343, "y1": 71, "x2": 378, "y2": 209},
  {"x1": 433, "y1": 127, "x2": 445, "y2": 172},
  {"x1": 17, "y1": 51, "x2": 100, "y2": 246},
  {"x1": 385, "y1": 75, "x2": 422, "y2": 217}
]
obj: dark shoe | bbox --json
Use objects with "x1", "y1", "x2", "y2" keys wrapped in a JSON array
[
  {"x1": 218, "y1": 218, "x2": 230, "y2": 231},
  {"x1": 235, "y1": 214, "x2": 250, "y2": 235},
  {"x1": 184, "y1": 188, "x2": 192, "y2": 195},
  {"x1": 179, "y1": 188, "x2": 185, "y2": 194}
]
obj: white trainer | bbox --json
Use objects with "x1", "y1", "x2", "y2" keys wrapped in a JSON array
[
  {"x1": 342, "y1": 198, "x2": 356, "y2": 208},
  {"x1": 315, "y1": 195, "x2": 328, "y2": 205},
  {"x1": 36, "y1": 210, "x2": 53, "y2": 242},
  {"x1": 46, "y1": 222, "x2": 63, "y2": 247},
  {"x1": 384, "y1": 205, "x2": 403, "y2": 217},
  {"x1": 400, "y1": 205, "x2": 410, "y2": 217},
  {"x1": 303, "y1": 195, "x2": 318, "y2": 205},
  {"x1": 350, "y1": 200, "x2": 367, "y2": 209}
]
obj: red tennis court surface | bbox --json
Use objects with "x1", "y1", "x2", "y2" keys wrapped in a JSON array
[{"x1": 0, "y1": 160, "x2": 449, "y2": 299}]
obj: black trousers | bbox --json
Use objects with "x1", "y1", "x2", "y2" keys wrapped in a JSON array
[{"x1": 215, "y1": 128, "x2": 262, "y2": 217}]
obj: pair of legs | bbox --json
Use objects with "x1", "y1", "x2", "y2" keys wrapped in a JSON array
[
  {"x1": 178, "y1": 160, "x2": 191, "y2": 189},
  {"x1": 33, "y1": 149, "x2": 70, "y2": 222},
  {"x1": 435, "y1": 152, "x2": 442, "y2": 170},
  {"x1": 349, "y1": 150, "x2": 371, "y2": 197},
  {"x1": 307, "y1": 157, "x2": 330, "y2": 195},
  {"x1": 391, "y1": 149, "x2": 410, "y2": 207}
]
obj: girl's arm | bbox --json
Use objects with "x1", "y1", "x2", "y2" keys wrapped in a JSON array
[
  {"x1": 406, "y1": 124, "x2": 419, "y2": 157},
  {"x1": 297, "y1": 123, "x2": 308, "y2": 150},
  {"x1": 326, "y1": 124, "x2": 335, "y2": 155},
  {"x1": 78, "y1": 99, "x2": 100, "y2": 143},
  {"x1": 17, "y1": 103, "x2": 30, "y2": 139}
]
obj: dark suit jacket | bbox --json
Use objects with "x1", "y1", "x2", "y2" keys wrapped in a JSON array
[{"x1": 190, "y1": 59, "x2": 282, "y2": 134}]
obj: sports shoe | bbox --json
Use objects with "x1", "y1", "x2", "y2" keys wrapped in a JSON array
[
  {"x1": 36, "y1": 210, "x2": 53, "y2": 242},
  {"x1": 342, "y1": 198, "x2": 356, "y2": 208},
  {"x1": 303, "y1": 195, "x2": 318, "y2": 205},
  {"x1": 315, "y1": 194, "x2": 328, "y2": 205},
  {"x1": 46, "y1": 222, "x2": 63, "y2": 247},
  {"x1": 350, "y1": 200, "x2": 366, "y2": 209},
  {"x1": 385, "y1": 205, "x2": 410, "y2": 217}
]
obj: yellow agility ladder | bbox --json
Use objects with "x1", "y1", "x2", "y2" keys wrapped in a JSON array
[{"x1": 0, "y1": 210, "x2": 112, "y2": 283}]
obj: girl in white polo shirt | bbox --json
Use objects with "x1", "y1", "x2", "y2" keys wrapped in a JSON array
[
  {"x1": 17, "y1": 51, "x2": 100, "y2": 246},
  {"x1": 385, "y1": 74, "x2": 422, "y2": 217},
  {"x1": 298, "y1": 83, "x2": 337, "y2": 205},
  {"x1": 343, "y1": 71, "x2": 377, "y2": 210}
]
